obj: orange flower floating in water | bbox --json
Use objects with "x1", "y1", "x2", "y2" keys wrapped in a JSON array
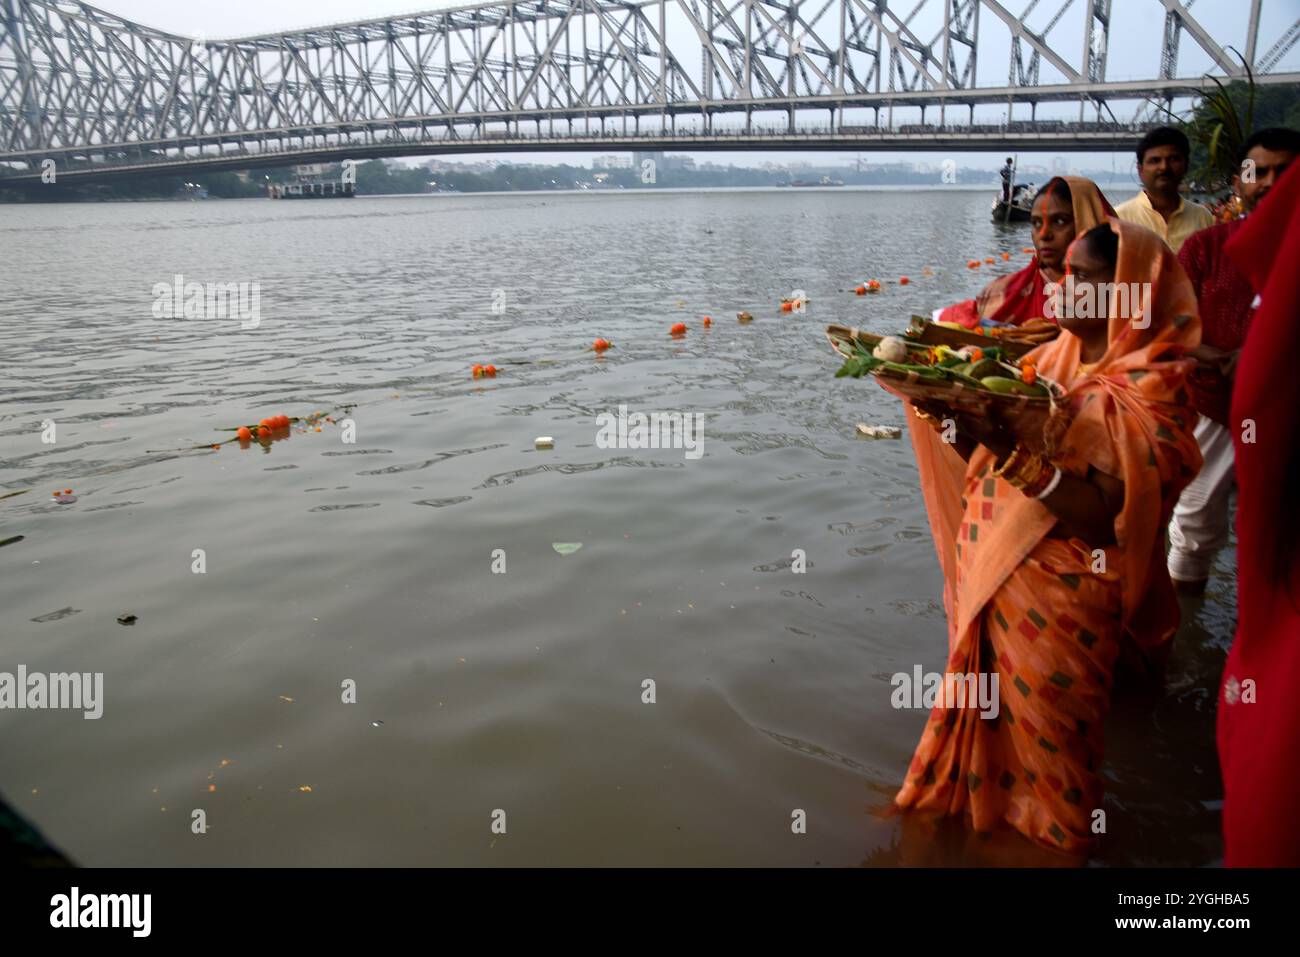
[
  {"x1": 780, "y1": 301, "x2": 794, "y2": 312},
  {"x1": 967, "y1": 260, "x2": 981, "y2": 269},
  {"x1": 983, "y1": 257, "x2": 995, "y2": 264},
  {"x1": 854, "y1": 285, "x2": 867, "y2": 295},
  {"x1": 472, "y1": 364, "x2": 497, "y2": 378},
  {"x1": 670, "y1": 322, "x2": 687, "y2": 336},
  {"x1": 236, "y1": 426, "x2": 252, "y2": 441},
  {"x1": 899, "y1": 276, "x2": 910, "y2": 285},
  {"x1": 592, "y1": 338, "x2": 611, "y2": 351},
  {"x1": 1023, "y1": 246, "x2": 1035, "y2": 254},
  {"x1": 1001, "y1": 252, "x2": 1011, "y2": 260},
  {"x1": 472, "y1": 364, "x2": 483, "y2": 377},
  {"x1": 702, "y1": 316, "x2": 712, "y2": 327}
]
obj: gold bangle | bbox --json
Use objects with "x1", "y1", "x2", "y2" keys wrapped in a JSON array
[
  {"x1": 993, "y1": 445, "x2": 1047, "y2": 490},
  {"x1": 992, "y1": 445, "x2": 1027, "y2": 479}
]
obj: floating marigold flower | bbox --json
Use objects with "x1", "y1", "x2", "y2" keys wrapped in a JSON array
[
  {"x1": 670, "y1": 322, "x2": 687, "y2": 336},
  {"x1": 898, "y1": 276, "x2": 910, "y2": 285},
  {"x1": 592, "y1": 338, "x2": 611, "y2": 351}
]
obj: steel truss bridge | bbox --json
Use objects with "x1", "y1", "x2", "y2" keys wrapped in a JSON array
[{"x1": 1, "y1": 0, "x2": 1298, "y2": 183}]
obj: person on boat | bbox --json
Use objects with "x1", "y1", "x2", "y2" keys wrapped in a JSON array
[
  {"x1": 1166, "y1": 127, "x2": 1299, "y2": 595},
  {"x1": 934, "y1": 177, "x2": 1115, "y2": 330},
  {"x1": 1115, "y1": 127, "x2": 1213, "y2": 253},
  {"x1": 1000, "y1": 157, "x2": 1014, "y2": 204},
  {"x1": 897, "y1": 218, "x2": 1203, "y2": 858},
  {"x1": 1217, "y1": 161, "x2": 1300, "y2": 867}
]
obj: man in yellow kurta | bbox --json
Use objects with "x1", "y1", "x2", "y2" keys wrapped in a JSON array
[{"x1": 1115, "y1": 127, "x2": 1214, "y2": 252}]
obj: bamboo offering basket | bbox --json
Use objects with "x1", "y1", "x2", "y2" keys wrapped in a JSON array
[
  {"x1": 902, "y1": 315, "x2": 1057, "y2": 359},
  {"x1": 826, "y1": 324, "x2": 1066, "y2": 453}
]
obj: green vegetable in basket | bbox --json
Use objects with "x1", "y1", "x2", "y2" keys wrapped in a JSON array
[{"x1": 980, "y1": 376, "x2": 1049, "y2": 397}]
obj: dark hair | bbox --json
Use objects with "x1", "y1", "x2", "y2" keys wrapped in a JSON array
[
  {"x1": 1079, "y1": 223, "x2": 1119, "y2": 268},
  {"x1": 1005, "y1": 157, "x2": 1013, "y2": 164},
  {"x1": 1236, "y1": 126, "x2": 1300, "y2": 166},
  {"x1": 1032, "y1": 177, "x2": 1072, "y2": 205},
  {"x1": 1136, "y1": 126, "x2": 1190, "y2": 163}
]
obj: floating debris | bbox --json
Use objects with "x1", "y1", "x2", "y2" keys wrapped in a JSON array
[
  {"x1": 534, "y1": 436, "x2": 554, "y2": 450},
  {"x1": 0, "y1": 535, "x2": 24, "y2": 548},
  {"x1": 52, "y1": 488, "x2": 76, "y2": 504},
  {"x1": 116, "y1": 612, "x2": 138, "y2": 625},
  {"x1": 856, "y1": 424, "x2": 902, "y2": 440},
  {"x1": 31, "y1": 607, "x2": 81, "y2": 623},
  {"x1": 737, "y1": 311, "x2": 754, "y2": 323},
  {"x1": 551, "y1": 542, "x2": 583, "y2": 555}
]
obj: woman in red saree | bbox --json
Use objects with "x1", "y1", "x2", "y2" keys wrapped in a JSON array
[
  {"x1": 1218, "y1": 163, "x2": 1300, "y2": 866},
  {"x1": 936, "y1": 177, "x2": 1116, "y2": 329},
  {"x1": 895, "y1": 218, "x2": 1202, "y2": 858}
]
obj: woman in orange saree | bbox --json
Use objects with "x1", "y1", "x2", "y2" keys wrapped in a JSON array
[
  {"x1": 936, "y1": 177, "x2": 1116, "y2": 329},
  {"x1": 894, "y1": 218, "x2": 1203, "y2": 858}
]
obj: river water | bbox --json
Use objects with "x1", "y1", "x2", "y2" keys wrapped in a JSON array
[{"x1": 0, "y1": 186, "x2": 1234, "y2": 865}]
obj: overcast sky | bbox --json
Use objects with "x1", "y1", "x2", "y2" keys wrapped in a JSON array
[{"x1": 95, "y1": 0, "x2": 1300, "y2": 172}]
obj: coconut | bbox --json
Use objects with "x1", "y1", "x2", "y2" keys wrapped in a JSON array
[{"x1": 871, "y1": 336, "x2": 910, "y2": 363}]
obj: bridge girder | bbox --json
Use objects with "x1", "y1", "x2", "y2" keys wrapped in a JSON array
[{"x1": 1, "y1": 0, "x2": 1297, "y2": 181}]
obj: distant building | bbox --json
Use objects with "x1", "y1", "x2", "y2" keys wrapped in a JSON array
[
  {"x1": 632, "y1": 150, "x2": 664, "y2": 170},
  {"x1": 294, "y1": 163, "x2": 325, "y2": 178},
  {"x1": 593, "y1": 155, "x2": 632, "y2": 169},
  {"x1": 662, "y1": 154, "x2": 695, "y2": 171}
]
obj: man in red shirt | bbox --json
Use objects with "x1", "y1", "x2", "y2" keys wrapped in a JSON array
[{"x1": 1166, "y1": 127, "x2": 1300, "y2": 594}]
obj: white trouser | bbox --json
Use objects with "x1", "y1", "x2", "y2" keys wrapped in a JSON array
[{"x1": 1167, "y1": 416, "x2": 1235, "y2": 582}]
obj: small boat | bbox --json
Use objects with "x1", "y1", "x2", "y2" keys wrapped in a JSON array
[
  {"x1": 269, "y1": 179, "x2": 355, "y2": 199},
  {"x1": 782, "y1": 176, "x2": 845, "y2": 187},
  {"x1": 991, "y1": 182, "x2": 1035, "y2": 223}
]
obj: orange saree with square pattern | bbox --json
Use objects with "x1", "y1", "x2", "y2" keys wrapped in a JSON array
[{"x1": 894, "y1": 219, "x2": 1202, "y2": 856}]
